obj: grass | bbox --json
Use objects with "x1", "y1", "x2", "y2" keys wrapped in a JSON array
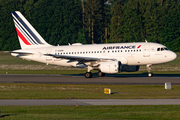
[
  {"x1": 0, "y1": 105, "x2": 180, "y2": 119},
  {"x1": 0, "y1": 83, "x2": 180, "y2": 99}
]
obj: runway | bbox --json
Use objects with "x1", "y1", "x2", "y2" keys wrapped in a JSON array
[
  {"x1": 0, "y1": 99, "x2": 180, "y2": 106},
  {"x1": 0, "y1": 74, "x2": 180, "y2": 85}
]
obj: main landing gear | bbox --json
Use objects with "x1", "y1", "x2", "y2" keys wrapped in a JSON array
[
  {"x1": 84, "y1": 66, "x2": 106, "y2": 78},
  {"x1": 98, "y1": 71, "x2": 105, "y2": 77},
  {"x1": 147, "y1": 64, "x2": 153, "y2": 77},
  {"x1": 85, "y1": 72, "x2": 93, "y2": 78},
  {"x1": 84, "y1": 71, "x2": 106, "y2": 78},
  {"x1": 85, "y1": 66, "x2": 93, "y2": 78}
]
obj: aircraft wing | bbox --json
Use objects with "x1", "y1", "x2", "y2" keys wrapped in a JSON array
[{"x1": 44, "y1": 54, "x2": 116, "y2": 62}]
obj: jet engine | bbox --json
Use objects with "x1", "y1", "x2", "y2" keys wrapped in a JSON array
[
  {"x1": 121, "y1": 65, "x2": 140, "y2": 72},
  {"x1": 99, "y1": 61, "x2": 121, "y2": 73}
]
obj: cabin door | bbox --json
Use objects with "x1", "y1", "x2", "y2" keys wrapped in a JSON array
[{"x1": 143, "y1": 45, "x2": 150, "y2": 57}]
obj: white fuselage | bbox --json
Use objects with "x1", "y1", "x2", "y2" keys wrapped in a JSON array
[{"x1": 11, "y1": 42, "x2": 177, "y2": 68}]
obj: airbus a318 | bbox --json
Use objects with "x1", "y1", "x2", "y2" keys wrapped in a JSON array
[{"x1": 11, "y1": 11, "x2": 177, "y2": 78}]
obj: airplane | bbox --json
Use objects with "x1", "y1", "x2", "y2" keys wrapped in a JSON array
[{"x1": 11, "y1": 11, "x2": 177, "y2": 78}]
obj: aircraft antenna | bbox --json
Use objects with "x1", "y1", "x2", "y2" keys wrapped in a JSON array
[{"x1": 145, "y1": 39, "x2": 148, "y2": 43}]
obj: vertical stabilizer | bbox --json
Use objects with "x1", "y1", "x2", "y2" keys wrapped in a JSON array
[{"x1": 11, "y1": 11, "x2": 51, "y2": 49}]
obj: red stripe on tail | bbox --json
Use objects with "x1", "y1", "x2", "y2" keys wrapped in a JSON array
[{"x1": 16, "y1": 27, "x2": 31, "y2": 45}]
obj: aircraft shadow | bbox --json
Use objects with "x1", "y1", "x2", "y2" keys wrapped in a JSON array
[
  {"x1": 68, "y1": 72, "x2": 180, "y2": 78},
  {"x1": 0, "y1": 114, "x2": 18, "y2": 118}
]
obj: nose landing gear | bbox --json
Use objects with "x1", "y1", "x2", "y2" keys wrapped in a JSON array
[{"x1": 147, "y1": 64, "x2": 153, "y2": 77}]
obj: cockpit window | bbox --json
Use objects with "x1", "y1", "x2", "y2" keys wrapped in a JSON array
[
  {"x1": 157, "y1": 47, "x2": 169, "y2": 51},
  {"x1": 164, "y1": 47, "x2": 169, "y2": 50}
]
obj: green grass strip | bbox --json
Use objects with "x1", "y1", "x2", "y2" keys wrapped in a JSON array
[
  {"x1": 0, "y1": 105, "x2": 180, "y2": 119},
  {"x1": 0, "y1": 83, "x2": 180, "y2": 99}
]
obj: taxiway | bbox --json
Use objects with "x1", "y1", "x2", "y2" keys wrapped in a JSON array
[
  {"x1": 0, "y1": 99, "x2": 180, "y2": 106},
  {"x1": 0, "y1": 74, "x2": 180, "y2": 85}
]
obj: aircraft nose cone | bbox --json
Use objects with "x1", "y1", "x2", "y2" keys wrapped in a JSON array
[
  {"x1": 173, "y1": 52, "x2": 177, "y2": 60},
  {"x1": 169, "y1": 52, "x2": 177, "y2": 61}
]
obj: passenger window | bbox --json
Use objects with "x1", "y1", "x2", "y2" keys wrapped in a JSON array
[
  {"x1": 161, "y1": 48, "x2": 164, "y2": 51},
  {"x1": 157, "y1": 48, "x2": 160, "y2": 51}
]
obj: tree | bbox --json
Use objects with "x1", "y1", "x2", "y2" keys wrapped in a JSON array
[
  {"x1": 30, "y1": 0, "x2": 83, "y2": 45},
  {"x1": 0, "y1": 0, "x2": 22, "y2": 50},
  {"x1": 84, "y1": 0, "x2": 106, "y2": 44}
]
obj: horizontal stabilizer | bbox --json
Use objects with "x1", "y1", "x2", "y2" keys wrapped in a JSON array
[{"x1": 10, "y1": 51, "x2": 33, "y2": 56}]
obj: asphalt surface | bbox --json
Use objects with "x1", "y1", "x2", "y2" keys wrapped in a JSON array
[
  {"x1": 0, "y1": 74, "x2": 180, "y2": 85},
  {"x1": 0, "y1": 99, "x2": 180, "y2": 106}
]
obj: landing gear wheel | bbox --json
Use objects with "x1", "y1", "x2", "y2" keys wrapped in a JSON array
[
  {"x1": 85, "y1": 72, "x2": 93, "y2": 78},
  {"x1": 148, "y1": 72, "x2": 153, "y2": 77},
  {"x1": 98, "y1": 71, "x2": 105, "y2": 77}
]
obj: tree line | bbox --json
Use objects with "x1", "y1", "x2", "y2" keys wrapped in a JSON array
[{"x1": 0, "y1": 0, "x2": 180, "y2": 52}]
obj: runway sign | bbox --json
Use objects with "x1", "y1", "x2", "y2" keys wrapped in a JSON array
[
  {"x1": 165, "y1": 82, "x2": 171, "y2": 90},
  {"x1": 104, "y1": 88, "x2": 111, "y2": 94}
]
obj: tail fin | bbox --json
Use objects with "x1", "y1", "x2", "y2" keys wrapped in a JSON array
[{"x1": 11, "y1": 11, "x2": 51, "y2": 49}]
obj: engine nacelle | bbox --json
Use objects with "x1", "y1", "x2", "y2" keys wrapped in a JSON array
[
  {"x1": 99, "y1": 61, "x2": 121, "y2": 73},
  {"x1": 121, "y1": 65, "x2": 140, "y2": 72}
]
